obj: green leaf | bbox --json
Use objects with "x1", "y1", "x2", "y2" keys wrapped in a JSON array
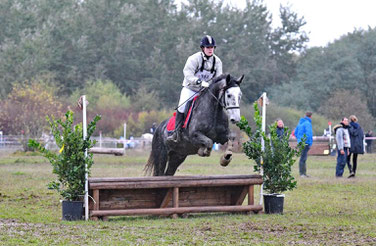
[{"x1": 237, "y1": 102, "x2": 301, "y2": 194}]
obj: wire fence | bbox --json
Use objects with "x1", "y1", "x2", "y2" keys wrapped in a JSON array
[{"x1": 0, "y1": 134, "x2": 375, "y2": 153}]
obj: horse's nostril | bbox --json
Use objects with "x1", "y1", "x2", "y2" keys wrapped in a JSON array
[{"x1": 230, "y1": 119, "x2": 235, "y2": 123}]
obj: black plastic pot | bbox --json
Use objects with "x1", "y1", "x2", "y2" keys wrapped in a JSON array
[
  {"x1": 62, "y1": 200, "x2": 84, "y2": 221},
  {"x1": 263, "y1": 194, "x2": 285, "y2": 214}
]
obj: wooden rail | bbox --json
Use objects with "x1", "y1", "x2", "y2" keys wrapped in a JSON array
[
  {"x1": 89, "y1": 175, "x2": 263, "y2": 219},
  {"x1": 89, "y1": 147, "x2": 124, "y2": 156}
]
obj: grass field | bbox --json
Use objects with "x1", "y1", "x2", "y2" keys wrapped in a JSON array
[{"x1": 0, "y1": 149, "x2": 375, "y2": 245}]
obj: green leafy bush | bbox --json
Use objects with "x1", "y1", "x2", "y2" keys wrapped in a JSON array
[
  {"x1": 237, "y1": 103, "x2": 305, "y2": 194},
  {"x1": 28, "y1": 111, "x2": 101, "y2": 201}
]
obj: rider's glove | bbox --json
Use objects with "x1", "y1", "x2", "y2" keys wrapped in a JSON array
[{"x1": 201, "y1": 81, "x2": 209, "y2": 88}]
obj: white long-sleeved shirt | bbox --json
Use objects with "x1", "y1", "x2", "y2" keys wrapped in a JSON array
[{"x1": 182, "y1": 52, "x2": 223, "y2": 92}]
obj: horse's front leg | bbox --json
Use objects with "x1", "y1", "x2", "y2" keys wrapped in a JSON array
[
  {"x1": 190, "y1": 132, "x2": 213, "y2": 157},
  {"x1": 220, "y1": 139, "x2": 233, "y2": 167}
]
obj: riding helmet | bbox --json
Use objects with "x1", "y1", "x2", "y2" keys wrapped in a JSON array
[{"x1": 200, "y1": 35, "x2": 216, "y2": 48}]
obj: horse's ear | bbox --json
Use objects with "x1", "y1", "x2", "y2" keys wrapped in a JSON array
[
  {"x1": 237, "y1": 75, "x2": 244, "y2": 85},
  {"x1": 226, "y1": 74, "x2": 231, "y2": 84},
  {"x1": 226, "y1": 74, "x2": 231, "y2": 83}
]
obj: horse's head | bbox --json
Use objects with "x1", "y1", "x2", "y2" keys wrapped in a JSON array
[
  {"x1": 224, "y1": 74, "x2": 244, "y2": 123},
  {"x1": 212, "y1": 74, "x2": 244, "y2": 124}
]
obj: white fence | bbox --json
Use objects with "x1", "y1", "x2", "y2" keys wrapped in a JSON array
[
  {"x1": 0, "y1": 134, "x2": 374, "y2": 153},
  {"x1": 0, "y1": 135, "x2": 153, "y2": 151}
]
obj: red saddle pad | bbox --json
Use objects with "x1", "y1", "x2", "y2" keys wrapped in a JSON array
[{"x1": 166, "y1": 96, "x2": 198, "y2": 132}]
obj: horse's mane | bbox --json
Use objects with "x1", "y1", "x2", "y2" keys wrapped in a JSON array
[
  {"x1": 196, "y1": 74, "x2": 228, "y2": 102},
  {"x1": 211, "y1": 74, "x2": 228, "y2": 84},
  {"x1": 199, "y1": 73, "x2": 238, "y2": 100}
]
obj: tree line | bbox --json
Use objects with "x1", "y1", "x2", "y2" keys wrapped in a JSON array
[
  {"x1": 270, "y1": 28, "x2": 376, "y2": 131},
  {"x1": 0, "y1": 0, "x2": 307, "y2": 103},
  {"x1": 0, "y1": 0, "x2": 374, "y2": 137}
]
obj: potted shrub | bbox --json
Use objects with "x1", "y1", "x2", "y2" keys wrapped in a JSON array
[
  {"x1": 29, "y1": 110, "x2": 101, "y2": 220},
  {"x1": 237, "y1": 103, "x2": 304, "y2": 214}
]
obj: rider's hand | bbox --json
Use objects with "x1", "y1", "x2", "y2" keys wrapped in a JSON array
[
  {"x1": 201, "y1": 81, "x2": 209, "y2": 88},
  {"x1": 340, "y1": 149, "x2": 345, "y2": 155}
]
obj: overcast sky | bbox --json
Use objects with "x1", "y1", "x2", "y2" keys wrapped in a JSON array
[{"x1": 224, "y1": 0, "x2": 376, "y2": 47}]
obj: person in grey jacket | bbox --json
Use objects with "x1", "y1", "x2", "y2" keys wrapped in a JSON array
[
  {"x1": 168, "y1": 35, "x2": 223, "y2": 142},
  {"x1": 347, "y1": 115, "x2": 364, "y2": 178},
  {"x1": 334, "y1": 117, "x2": 351, "y2": 177}
]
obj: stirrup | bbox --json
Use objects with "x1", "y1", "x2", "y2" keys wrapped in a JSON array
[{"x1": 167, "y1": 130, "x2": 179, "y2": 142}]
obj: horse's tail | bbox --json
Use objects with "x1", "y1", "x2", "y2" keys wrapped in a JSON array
[
  {"x1": 144, "y1": 153, "x2": 155, "y2": 176},
  {"x1": 144, "y1": 121, "x2": 168, "y2": 176}
]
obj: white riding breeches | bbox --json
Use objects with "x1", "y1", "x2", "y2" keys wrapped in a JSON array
[{"x1": 177, "y1": 87, "x2": 197, "y2": 113}]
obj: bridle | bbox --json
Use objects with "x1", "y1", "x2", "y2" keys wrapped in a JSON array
[
  {"x1": 174, "y1": 78, "x2": 240, "y2": 111},
  {"x1": 207, "y1": 85, "x2": 240, "y2": 110}
]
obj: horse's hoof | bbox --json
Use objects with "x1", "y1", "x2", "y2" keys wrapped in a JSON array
[
  {"x1": 220, "y1": 151, "x2": 232, "y2": 166},
  {"x1": 198, "y1": 148, "x2": 205, "y2": 157},
  {"x1": 224, "y1": 151, "x2": 232, "y2": 160},
  {"x1": 220, "y1": 156, "x2": 232, "y2": 166},
  {"x1": 204, "y1": 148, "x2": 212, "y2": 157}
]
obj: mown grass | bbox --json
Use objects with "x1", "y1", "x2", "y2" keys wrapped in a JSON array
[{"x1": 0, "y1": 149, "x2": 375, "y2": 245}]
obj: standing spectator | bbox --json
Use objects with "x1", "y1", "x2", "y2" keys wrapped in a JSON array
[
  {"x1": 294, "y1": 112, "x2": 313, "y2": 178},
  {"x1": 365, "y1": 130, "x2": 373, "y2": 153},
  {"x1": 323, "y1": 128, "x2": 331, "y2": 137},
  {"x1": 347, "y1": 115, "x2": 364, "y2": 178},
  {"x1": 276, "y1": 119, "x2": 284, "y2": 140},
  {"x1": 333, "y1": 118, "x2": 351, "y2": 177},
  {"x1": 150, "y1": 122, "x2": 157, "y2": 135}
]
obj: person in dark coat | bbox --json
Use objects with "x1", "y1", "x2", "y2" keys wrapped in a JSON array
[
  {"x1": 347, "y1": 115, "x2": 364, "y2": 178},
  {"x1": 365, "y1": 130, "x2": 373, "y2": 153},
  {"x1": 276, "y1": 119, "x2": 284, "y2": 140}
]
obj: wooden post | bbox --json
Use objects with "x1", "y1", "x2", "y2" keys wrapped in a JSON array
[
  {"x1": 93, "y1": 189, "x2": 99, "y2": 210},
  {"x1": 248, "y1": 185, "x2": 254, "y2": 205},
  {"x1": 172, "y1": 187, "x2": 179, "y2": 219},
  {"x1": 91, "y1": 189, "x2": 100, "y2": 221},
  {"x1": 234, "y1": 186, "x2": 248, "y2": 205},
  {"x1": 160, "y1": 189, "x2": 173, "y2": 208}
]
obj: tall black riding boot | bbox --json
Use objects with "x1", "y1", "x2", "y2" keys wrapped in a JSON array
[{"x1": 167, "y1": 111, "x2": 185, "y2": 143}]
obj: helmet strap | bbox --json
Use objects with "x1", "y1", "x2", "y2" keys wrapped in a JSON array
[{"x1": 201, "y1": 48, "x2": 213, "y2": 58}]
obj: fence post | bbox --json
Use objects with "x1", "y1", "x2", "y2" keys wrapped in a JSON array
[
  {"x1": 123, "y1": 123, "x2": 127, "y2": 155},
  {"x1": 82, "y1": 95, "x2": 89, "y2": 221}
]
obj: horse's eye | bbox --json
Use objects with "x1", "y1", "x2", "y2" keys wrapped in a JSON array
[{"x1": 227, "y1": 95, "x2": 231, "y2": 98}]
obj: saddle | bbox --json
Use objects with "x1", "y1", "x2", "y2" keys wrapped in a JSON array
[{"x1": 166, "y1": 96, "x2": 199, "y2": 133}]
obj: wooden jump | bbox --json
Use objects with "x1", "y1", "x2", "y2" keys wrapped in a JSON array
[
  {"x1": 89, "y1": 147, "x2": 124, "y2": 156},
  {"x1": 89, "y1": 174, "x2": 263, "y2": 219},
  {"x1": 290, "y1": 136, "x2": 331, "y2": 156}
]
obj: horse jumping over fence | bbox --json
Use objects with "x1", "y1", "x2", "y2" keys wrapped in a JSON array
[{"x1": 145, "y1": 74, "x2": 244, "y2": 176}]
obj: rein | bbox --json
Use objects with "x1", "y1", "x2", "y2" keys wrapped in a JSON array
[
  {"x1": 175, "y1": 77, "x2": 240, "y2": 111},
  {"x1": 207, "y1": 89, "x2": 225, "y2": 109},
  {"x1": 174, "y1": 77, "x2": 215, "y2": 110},
  {"x1": 207, "y1": 86, "x2": 240, "y2": 110}
]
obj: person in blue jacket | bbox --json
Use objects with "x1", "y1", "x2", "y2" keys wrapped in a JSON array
[{"x1": 294, "y1": 111, "x2": 313, "y2": 177}]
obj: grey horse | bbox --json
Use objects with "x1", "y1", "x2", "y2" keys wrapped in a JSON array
[{"x1": 145, "y1": 74, "x2": 244, "y2": 176}]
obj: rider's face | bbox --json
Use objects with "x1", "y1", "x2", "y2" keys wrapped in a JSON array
[{"x1": 203, "y1": 46, "x2": 215, "y2": 56}]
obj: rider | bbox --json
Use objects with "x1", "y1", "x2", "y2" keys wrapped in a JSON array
[{"x1": 167, "y1": 35, "x2": 223, "y2": 142}]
